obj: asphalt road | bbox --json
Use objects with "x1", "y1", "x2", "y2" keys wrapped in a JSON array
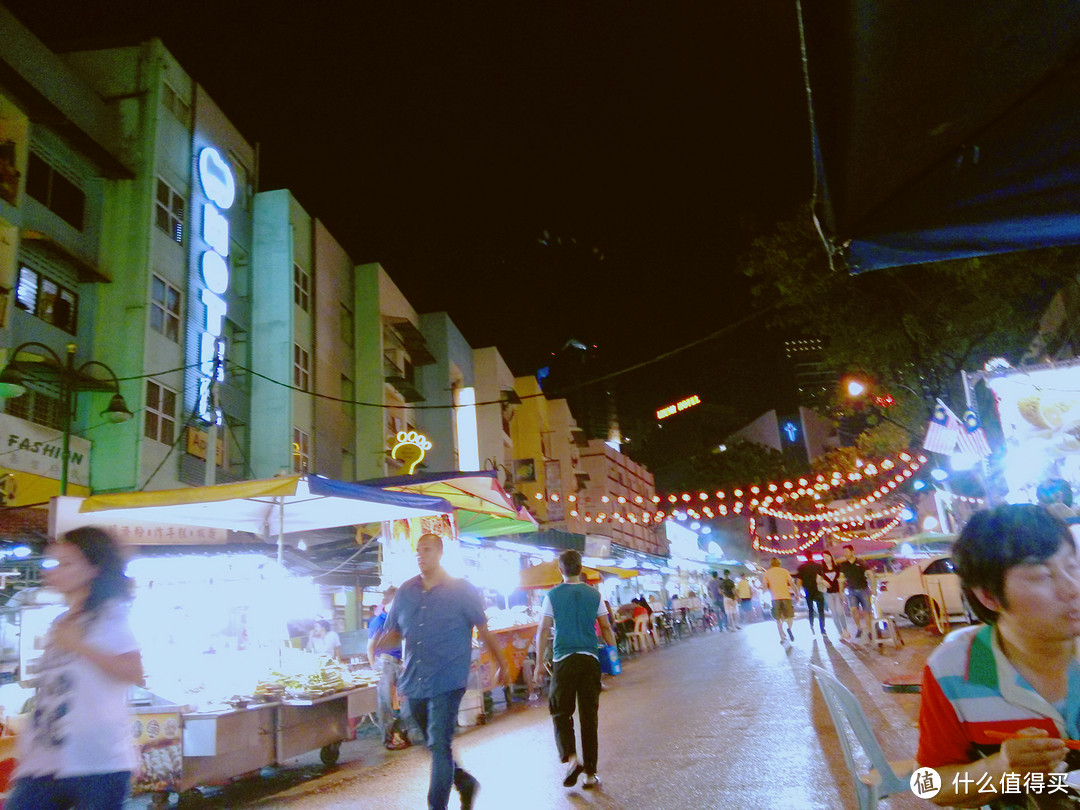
[{"x1": 128, "y1": 618, "x2": 936, "y2": 809}]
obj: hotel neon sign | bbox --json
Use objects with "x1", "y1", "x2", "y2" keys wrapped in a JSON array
[
  {"x1": 656, "y1": 394, "x2": 701, "y2": 420},
  {"x1": 195, "y1": 147, "x2": 234, "y2": 421}
]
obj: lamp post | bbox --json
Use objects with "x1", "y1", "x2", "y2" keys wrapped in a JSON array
[{"x1": 0, "y1": 342, "x2": 133, "y2": 495}]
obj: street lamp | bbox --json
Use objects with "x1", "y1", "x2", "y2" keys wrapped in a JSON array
[{"x1": 0, "y1": 342, "x2": 132, "y2": 495}]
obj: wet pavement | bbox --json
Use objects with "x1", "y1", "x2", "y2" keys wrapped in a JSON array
[{"x1": 126, "y1": 617, "x2": 953, "y2": 809}]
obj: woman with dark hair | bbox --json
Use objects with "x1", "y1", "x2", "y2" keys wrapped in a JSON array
[
  {"x1": 8, "y1": 526, "x2": 143, "y2": 810},
  {"x1": 819, "y1": 550, "x2": 849, "y2": 639}
]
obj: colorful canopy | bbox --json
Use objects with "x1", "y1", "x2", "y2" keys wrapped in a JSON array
[
  {"x1": 76, "y1": 474, "x2": 451, "y2": 537},
  {"x1": 360, "y1": 471, "x2": 538, "y2": 538}
]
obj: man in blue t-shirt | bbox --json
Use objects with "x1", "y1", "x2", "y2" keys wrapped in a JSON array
[
  {"x1": 535, "y1": 549, "x2": 617, "y2": 791},
  {"x1": 367, "y1": 586, "x2": 411, "y2": 749}
]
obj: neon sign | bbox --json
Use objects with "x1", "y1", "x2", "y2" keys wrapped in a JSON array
[
  {"x1": 656, "y1": 394, "x2": 702, "y2": 420},
  {"x1": 391, "y1": 431, "x2": 432, "y2": 475},
  {"x1": 195, "y1": 147, "x2": 233, "y2": 421}
]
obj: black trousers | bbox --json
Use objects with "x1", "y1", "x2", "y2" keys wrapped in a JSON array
[
  {"x1": 549, "y1": 653, "x2": 602, "y2": 774},
  {"x1": 806, "y1": 591, "x2": 826, "y2": 630}
]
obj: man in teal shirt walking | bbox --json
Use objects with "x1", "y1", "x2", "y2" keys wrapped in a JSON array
[{"x1": 534, "y1": 550, "x2": 617, "y2": 790}]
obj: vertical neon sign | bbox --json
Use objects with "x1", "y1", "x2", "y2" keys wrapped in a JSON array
[{"x1": 195, "y1": 147, "x2": 234, "y2": 421}]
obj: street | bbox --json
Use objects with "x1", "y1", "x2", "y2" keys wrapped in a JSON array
[{"x1": 128, "y1": 618, "x2": 936, "y2": 810}]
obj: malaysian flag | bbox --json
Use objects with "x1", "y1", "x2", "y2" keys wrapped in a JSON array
[
  {"x1": 923, "y1": 401, "x2": 960, "y2": 455},
  {"x1": 956, "y1": 408, "x2": 993, "y2": 458}
]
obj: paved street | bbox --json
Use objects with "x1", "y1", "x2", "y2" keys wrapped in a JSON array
[{"x1": 129, "y1": 618, "x2": 941, "y2": 809}]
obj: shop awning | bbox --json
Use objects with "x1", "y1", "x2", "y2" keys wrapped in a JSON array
[
  {"x1": 801, "y1": 2, "x2": 1080, "y2": 272},
  {"x1": 519, "y1": 560, "x2": 602, "y2": 590},
  {"x1": 497, "y1": 528, "x2": 585, "y2": 553},
  {"x1": 360, "y1": 471, "x2": 538, "y2": 538},
  {"x1": 74, "y1": 474, "x2": 452, "y2": 537}
]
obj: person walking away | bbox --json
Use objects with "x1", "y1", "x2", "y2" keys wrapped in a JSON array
[
  {"x1": 795, "y1": 552, "x2": 826, "y2": 635},
  {"x1": 366, "y1": 587, "x2": 410, "y2": 749},
  {"x1": 308, "y1": 619, "x2": 341, "y2": 661},
  {"x1": 535, "y1": 550, "x2": 617, "y2": 790},
  {"x1": 762, "y1": 558, "x2": 795, "y2": 644},
  {"x1": 735, "y1": 575, "x2": 754, "y2": 624},
  {"x1": 8, "y1": 527, "x2": 143, "y2": 810},
  {"x1": 720, "y1": 570, "x2": 740, "y2": 630},
  {"x1": 706, "y1": 572, "x2": 727, "y2": 631},
  {"x1": 839, "y1": 544, "x2": 873, "y2": 640},
  {"x1": 374, "y1": 534, "x2": 507, "y2": 810},
  {"x1": 820, "y1": 550, "x2": 849, "y2": 639},
  {"x1": 916, "y1": 504, "x2": 1080, "y2": 807}
]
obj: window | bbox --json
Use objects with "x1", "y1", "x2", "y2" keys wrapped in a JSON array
[
  {"x1": 161, "y1": 83, "x2": 192, "y2": 128},
  {"x1": 293, "y1": 345, "x2": 310, "y2": 391},
  {"x1": 145, "y1": 380, "x2": 177, "y2": 445},
  {"x1": 26, "y1": 152, "x2": 85, "y2": 229},
  {"x1": 14, "y1": 266, "x2": 78, "y2": 334},
  {"x1": 292, "y1": 428, "x2": 310, "y2": 472},
  {"x1": 294, "y1": 263, "x2": 310, "y2": 312},
  {"x1": 340, "y1": 374, "x2": 355, "y2": 421},
  {"x1": 150, "y1": 275, "x2": 182, "y2": 342},
  {"x1": 155, "y1": 178, "x2": 185, "y2": 243},
  {"x1": 5, "y1": 389, "x2": 64, "y2": 431},
  {"x1": 340, "y1": 304, "x2": 354, "y2": 347}
]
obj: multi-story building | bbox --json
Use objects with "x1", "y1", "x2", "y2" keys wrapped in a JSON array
[
  {"x1": 783, "y1": 337, "x2": 835, "y2": 407},
  {"x1": 473, "y1": 346, "x2": 518, "y2": 486},
  {"x1": 577, "y1": 439, "x2": 665, "y2": 556},
  {"x1": 417, "y1": 311, "x2": 476, "y2": 473}
]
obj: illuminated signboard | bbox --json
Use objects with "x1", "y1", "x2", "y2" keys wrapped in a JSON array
[
  {"x1": 656, "y1": 394, "x2": 702, "y2": 420},
  {"x1": 191, "y1": 147, "x2": 234, "y2": 422},
  {"x1": 391, "y1": 431, "x2": 433, "y2": 475}
]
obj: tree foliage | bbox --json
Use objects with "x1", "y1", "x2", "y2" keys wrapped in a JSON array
[{"x1": 741, "y1": 203, "x2": 1080, "y2": 420}]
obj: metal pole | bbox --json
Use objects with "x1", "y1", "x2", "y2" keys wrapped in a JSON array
[{"x1": 59, "y1": 345, "x2": 76, "y2": 496}]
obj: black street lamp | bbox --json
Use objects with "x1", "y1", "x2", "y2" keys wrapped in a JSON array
[{"x1": 0, "y1": 342, "x2": 132, "y2": 495}]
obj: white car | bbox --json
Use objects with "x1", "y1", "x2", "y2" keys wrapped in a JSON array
[{"x1": 875, "y1": 555, "x2": 967, "y2": 627}]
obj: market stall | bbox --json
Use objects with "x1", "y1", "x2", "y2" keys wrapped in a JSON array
[{"x1": 37, "y1": 474, "x2": 452, "y2": 805}]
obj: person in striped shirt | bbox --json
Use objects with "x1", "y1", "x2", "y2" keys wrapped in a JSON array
[{"x1": 917, "y1": 504, "x2": 1080, "y2": 807}]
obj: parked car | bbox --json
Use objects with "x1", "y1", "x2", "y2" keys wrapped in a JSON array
[{"x1": 876, "y1": 555, "x2": 966, "y2": 627}]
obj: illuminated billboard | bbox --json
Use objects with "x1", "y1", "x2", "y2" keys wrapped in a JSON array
[
  {"x1": 656, "y1": 395, "x2": 701, "y2": 421},
  {"x1": 986, "y1": 361, "x2": 1080, "y2": 503}
]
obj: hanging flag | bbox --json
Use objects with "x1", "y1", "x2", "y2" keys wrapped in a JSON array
[
  {"x1": 923, "y1": 401, "x2": 959, "y2": 455},
  {"x1": 956, "y1": 408, "x2": 993, "y2": 458}
]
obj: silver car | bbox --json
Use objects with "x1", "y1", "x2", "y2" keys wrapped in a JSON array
[{"x1": 876, "y1": 555, "x2": 966, "y2": 627}]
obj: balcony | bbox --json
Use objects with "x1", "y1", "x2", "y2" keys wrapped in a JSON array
[{"x1": 384, "y1": 357, "x2": 424, "y2": 403}]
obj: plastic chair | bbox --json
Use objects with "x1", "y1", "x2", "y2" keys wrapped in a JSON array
[
  {"x1": 808, "y1": 664, "x2": 915, "y2": 810},
  {"x1": 628, "y1": 614, "x2": 654, "y2": 652}
]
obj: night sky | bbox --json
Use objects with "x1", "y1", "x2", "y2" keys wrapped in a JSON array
[{"x1": 7, "y1": 1, "x2": 810, "y2": 429}]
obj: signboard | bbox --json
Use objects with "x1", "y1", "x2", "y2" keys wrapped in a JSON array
[
  {"x1": 50, "y1": 495, "x2": 230, "y2": 544},
  {"x1": 186, "y1": 425, "x2": 226, "y2": 463},
  {"x1": 985, "y1": 362, "x2": 1080, "y2": 503},
  {"x1": 0, "y1": 413, "x2": 91, "y2": 487},
  {"x1": 656, "y1": 395, "x2": 702, "y2": 420}
]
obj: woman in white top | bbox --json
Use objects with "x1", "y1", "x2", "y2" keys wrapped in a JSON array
[{"x1": 9, "y1": 526, "x2": 143, "y2": 810}]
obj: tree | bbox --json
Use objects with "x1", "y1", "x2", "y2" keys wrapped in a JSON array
[{"x1": 741, "y1": 203, "x2": 1080, "y2": 425}]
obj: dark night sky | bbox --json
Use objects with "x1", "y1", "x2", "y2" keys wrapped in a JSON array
[{"x1": 6, "y1": 1, "x2": 810, "y2": 427}]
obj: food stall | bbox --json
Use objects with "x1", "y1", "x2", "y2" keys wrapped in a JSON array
[{"x1": 38, "y1": 474, "x2": 451, "y2": 805}]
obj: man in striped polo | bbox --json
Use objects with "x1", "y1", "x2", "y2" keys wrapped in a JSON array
[
  {"x1": 534, "y1": 550, "x2": 617, "y2": 790},
  {"x1": 917, "y1": 504, "x2": 1080, "y2": 807}
]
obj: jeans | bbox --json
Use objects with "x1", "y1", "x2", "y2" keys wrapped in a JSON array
[
  {"x1": 376, "y1": 654, "x2": 404, "y2": 739},
  {"x1": 825, "y1": 591, "x2": 849, "y2": 636},
  {"x1": 549, "y1": 653, "x2": 602, "y2": 774},
  {"x1": 408, "y1": 688, "x2": 473, "y2": 810},
  {"x1": 7, "y1": 771, "x2": 130, "y2": 810},
  {"x1": 805, "y1": 591, "x2": 826, "y2": 630},
  {"x1": 713, "y1": 600, "x2": 727, "y2": 630}
]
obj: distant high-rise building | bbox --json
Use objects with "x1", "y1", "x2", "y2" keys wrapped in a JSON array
[
  {"x1": 783, "y1": 338, "x2": 836, "y2": 407},
  {"x1": 537, "y1": 339, "x2": 619, "y2": 446}
]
